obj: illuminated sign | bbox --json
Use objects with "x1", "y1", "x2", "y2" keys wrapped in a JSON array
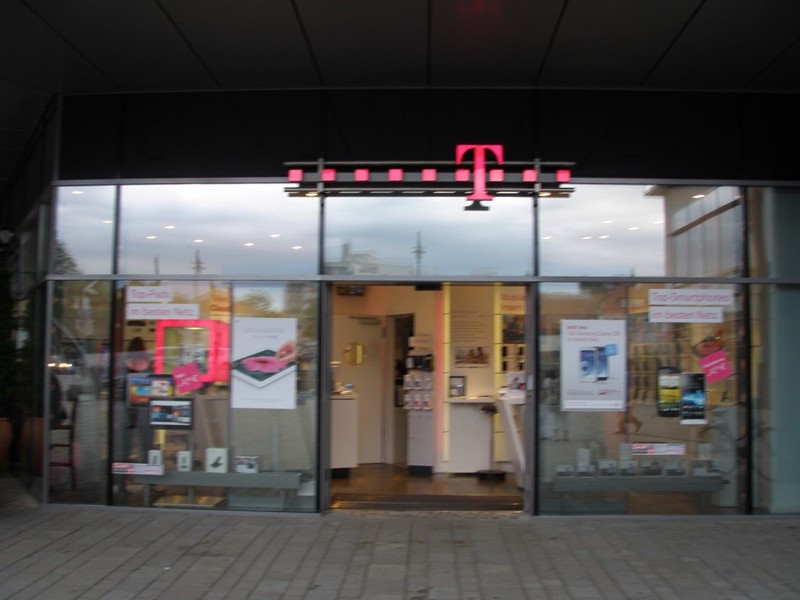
[
  {"x1": 455, "y1": 144, "x2": 503, "y2": 202},
  {"x1": 286, "y1": 144, "x2": 574, "y2": 210}
]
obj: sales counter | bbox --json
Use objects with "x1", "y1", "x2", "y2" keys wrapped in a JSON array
[{"x1": 448, "y1": 397, "x2": 495, "y2": 473}]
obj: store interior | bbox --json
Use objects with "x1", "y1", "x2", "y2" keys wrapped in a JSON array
[{"x1": 329, "y1": 284, "x2": 525, "y2": 511}]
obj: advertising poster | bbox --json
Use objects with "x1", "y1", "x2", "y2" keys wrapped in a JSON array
[
  {"x1": 560, "y1": 319, "x2": 627, "y2": 411},
  {"x1": 451, "y1": 309, "x2": 491, "y2": 369},
  {"x1": 231, "y1": 317, "x2": 297, "y2": 409},
  {"x1": 679, "y1": 372, "x2": 708, "y2": 424}
]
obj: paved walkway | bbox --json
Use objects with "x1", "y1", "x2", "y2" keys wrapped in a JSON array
[{"x1": 0, "y1": 479, "x2": 798, "y2": 600}]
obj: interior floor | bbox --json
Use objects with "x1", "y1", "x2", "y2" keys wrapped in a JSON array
[{"x1": 330, "y1": 463, "x2": 524, "y2": 511}]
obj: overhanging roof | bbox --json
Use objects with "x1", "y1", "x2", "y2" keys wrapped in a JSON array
[{"x1": 2, "y1": 0, "x2": 799, "y2": 198}]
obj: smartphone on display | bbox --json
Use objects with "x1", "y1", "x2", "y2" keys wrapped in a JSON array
[
  {"x1": 580, "y1": 348, "x2": 598, "y2": 382},
  {"x1": 656, "y1": 367, "x2": 681, "y2": 417},
  {"x1": 680, "y1": 372, "x2": 707, "y2": 423}
]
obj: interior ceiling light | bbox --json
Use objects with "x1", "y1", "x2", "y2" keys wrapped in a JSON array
[
  {"x1": 243, "y1": 242, "x2": 255, "y2": 247},
  {"x1": 692, "y1": 194, "x2": 706, "y2": 199},
  {"x1": 627, "y1": 226, "x2": 640, "y2": 231},
  {"x1": 269, "y1": 233, "x2": 280, "y2": 238},
  {"x1": 291, "y1": 245, "x2": 303, "y2": 250},
  {"x1": 581, "y1": 236, "x2": 593, "y2": 240},
  {"x1": 602, "y1": 219, "x2": 614, "y2": 224},
  {"x1": 193, "y1": 239, "x2": 204, "y2": 243},
  {"x1": 541, "y1": 236, "x2": 553, "y2": 240},
  {"x1": 164, "y1": 225, "x2": 176, "y2": 230},
  {"x1": 71, "y1": 190, "x2": 84, "y2": 195},
  {"x1": 102, "y1": 220, "x2": 113, "y2": 224}
]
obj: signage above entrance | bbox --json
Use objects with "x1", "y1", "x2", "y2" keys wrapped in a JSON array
[{"x1": 285, "y1": 144, "x2": 574, "y2": 210}]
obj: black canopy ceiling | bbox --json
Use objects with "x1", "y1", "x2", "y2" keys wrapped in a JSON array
[{"x1": 3, "y1": 0, "x2": 800, "y2": 198}]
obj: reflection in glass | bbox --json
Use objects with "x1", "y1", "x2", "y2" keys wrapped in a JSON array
[
  {"x1": 538, "y1": 281, "x2": 742, "y2": 515},
  {"x1": 539, "y1": 185, "x2": 666, "y2": 276},
  {"x1": 113, "y1": 281, "x2": 232, "y2": 508},
  {"x1": 118, "y1": 184, "x2": 318, "y2": 275},
  {"x1": 325, "y1": 195, "x2": 533, "y2": 276},
  {"x1": 540, "y1": 185, "x2": 742, "y2": 278},
  {"x1": 49, "y1": 280, "x2": 112, "y2": 504},
  {"x1": 230, "y1": 282, "x2": 318, "y2": 511},
  {"x1": 54, "y1": 186, "x2": 115, "y2": 274},
  {"x1": 663, "y1": 186, "x2": 743, "y2": 277}
]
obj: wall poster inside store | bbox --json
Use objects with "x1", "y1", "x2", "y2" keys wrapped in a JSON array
[
  {"x1": 451, "y1": 309, "x2": 491, "y2": 369},
  {"x1": 560, "y1": 319, "x2": 627, "y2": 411},
  {"x1": 231, "y1": 317, "x2": 298, "y2": 409}
]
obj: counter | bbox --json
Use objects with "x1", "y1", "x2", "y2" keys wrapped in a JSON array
[
  {"x1": 331, "y1": 392, "x2": 358, "y2": 474},
  {"x1": 448, "y1": 397, "x2": 494, "y2": 473}
]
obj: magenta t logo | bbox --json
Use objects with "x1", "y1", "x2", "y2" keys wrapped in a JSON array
[{"x1": 455, "y1": 144, "x2": 504, "y2": 201}]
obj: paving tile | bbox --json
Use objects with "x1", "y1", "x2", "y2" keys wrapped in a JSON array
[{"x1": 1, "y1": 481, "x2": 800, "y2": 600}]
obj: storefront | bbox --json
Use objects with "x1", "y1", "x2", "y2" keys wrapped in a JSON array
[
  {"x1": 25, "y1": 166, "x2": 795, "y2": 516},
  {"x1": 0, "y1": 88, "x2": 791, "y2": 516}
]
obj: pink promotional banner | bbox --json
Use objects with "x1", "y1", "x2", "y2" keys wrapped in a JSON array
[
  {"x1": 172, "y1": 362, "x2": 203, "y2": 394},
  {"x1": 699, "y1": 350, "x2": 733, "y2": 383}
]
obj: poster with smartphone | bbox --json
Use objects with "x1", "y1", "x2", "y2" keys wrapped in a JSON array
[
  {"x1": 561, "y1": 320, "x2": 627, "y2": 411},
  {"x1": 679, "y1": 372, "x2": 707, "y2": 424}
]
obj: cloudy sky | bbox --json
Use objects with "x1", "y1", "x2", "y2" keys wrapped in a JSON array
[{"x1": 56, "y1": 183, "x2": 665, "y2": 278}]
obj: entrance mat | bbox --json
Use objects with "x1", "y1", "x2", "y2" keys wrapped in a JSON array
[{"x1": 332, "y1": 493, "x2": 523, "y2": 511}]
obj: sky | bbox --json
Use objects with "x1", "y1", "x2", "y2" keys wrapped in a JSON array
[{"x1": 56, "y1": 183, "x2": 666, "y2": 278}]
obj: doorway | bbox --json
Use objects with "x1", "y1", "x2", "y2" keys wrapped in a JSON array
[{"x1": 329, "y1": 284, "x2": 525, "y2": 510}]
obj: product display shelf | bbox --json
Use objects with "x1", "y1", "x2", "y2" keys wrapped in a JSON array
[
  {"x1": 552, "y1": 473, "x2": 724, "y2": 514},
  {"x1": 134, "y1": 470, "x2": 304, "y2": 508}
]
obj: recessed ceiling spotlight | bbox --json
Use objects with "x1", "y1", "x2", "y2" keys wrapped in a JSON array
[
  {"x1": 627, "y1": 226, "x2": 640, "y2": 231},
  {"x1": 539, "y1": 192, "x2": 551, "y2": 197},
  {"x1": 164, "y1": 225, "x2": 176, "y2": 230},
  {"x1": 193, "y1": 239, "x2": 204, "y2": 243},
  {"x1": 599, "y1": 235, "x2": 610, "y2": 239},
  {"x1": 71, "y1": 190, "x2": 84, "y2": 195},
  {"x1": 541, "y1": 236, "x2": 553, "y2": 240},
  {"x1": 291, "y1": 245, "x2": 303, "y2": 250},
  {"x1": 602, "y1": 219, "x2": 614, "y2": 224},
  {"x1": 269, "y1": 233, "x2": 280, "y2": 238},
  {"x1": 145, "y1": 235, "x2": 157, "y2": 240},
  {"x1": 581, "y1": 236, "x2": 593, "y2": 240},
  {"x1": 652, "y1": 219, "x2": 665, "y2": 224},
  {"x1": 102, "y1": 220, "x2": 113, "y2": 224},
  {"x1": 243, "y1": 242, "x2": 255, "y2": 247},
  {"x1": 692, "y1": 194, "x2": 706, "y2": 199}
]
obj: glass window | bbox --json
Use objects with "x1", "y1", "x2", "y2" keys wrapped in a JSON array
[
  {"x1": 49, "y1": 280, "x2": 112, "y2": 504},
  {"x1": 538, "y1": 282, "x2": 744, "y2": 515},
  {"x1": 666, "y1": 187, "x2": 743, "y2": 278},
  {"x1": 539, "y1": 185, "x2": 666, "y2": 276},
  {"x1": 111, "y1": 279, "x2": 318, "y2": 512},
  {"x1": 54, "y1": 186, "x2": 116, "y2": 275},
  {"x1": 324, "y1": 195, "x2": 533, "y2": 276},
  {"x1": 229, "y1": 282, "x2": 318, "y2": 511},
  {"x1": 540, "y1": 185, "x2": 743, "y2": 278},
  {"x1": 118, "y1": 184, "x2": 318, "y2": 276}
]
